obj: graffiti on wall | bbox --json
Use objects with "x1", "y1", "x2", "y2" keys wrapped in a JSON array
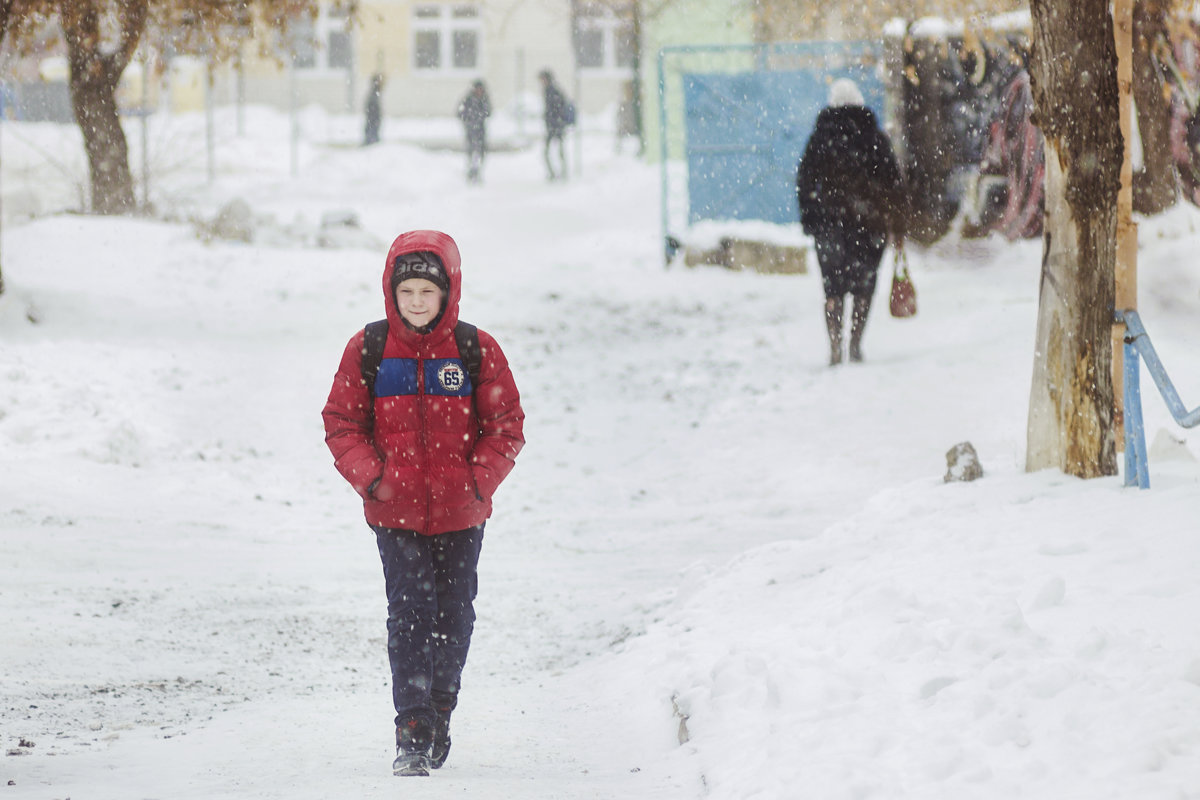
[
  {"x1": 897, "y1": 29, "x2": 1042, "y2": 244},
  {"x1": 899, "y1": 19, "x2": 1200, "y2": 245}
]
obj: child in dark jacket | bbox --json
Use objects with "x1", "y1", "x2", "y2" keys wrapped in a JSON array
[{"x1": 322, "y1": 230, "x2": 524, "y2": 777}]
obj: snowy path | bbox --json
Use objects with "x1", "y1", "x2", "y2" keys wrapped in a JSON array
[{"x1": 4, "y1": 112, "x2": 1200, "y2": 799}]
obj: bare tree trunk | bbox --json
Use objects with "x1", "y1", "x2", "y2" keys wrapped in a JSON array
[
  {"x1": 61, "y1": 0, "x2": 146, "y2": 215},
  {"x1": 1132, "y1": 0, "x2": 1176, "y2": 215},
  {"x1": 67, "y1": 57, "x2": 136, "y2": 214},
  {"x1": 1025, "y1": 0, "x2": 1121, "y2": 478}
]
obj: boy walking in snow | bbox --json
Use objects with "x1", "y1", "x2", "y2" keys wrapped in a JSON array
[{"x1": 322, "y1": 230, "x2": 524, "y2": 776}]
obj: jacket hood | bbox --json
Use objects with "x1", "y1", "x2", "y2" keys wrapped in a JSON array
[{"x1": 383, "y1": 230, "x2": 462, "y2": 347}]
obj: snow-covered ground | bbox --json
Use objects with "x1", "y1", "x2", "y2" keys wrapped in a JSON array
[{"x1": 2, "y1": 104, "x2": 1199, "y2": 800}]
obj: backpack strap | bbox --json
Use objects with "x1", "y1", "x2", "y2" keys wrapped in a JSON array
[
  {"x1": 454, "y1": 321, "x2": 482, "y2": 388},
  {"x1": 360, "y1": 319, "x2": 389, "y2": 398},
  {"x1": 360, "y1": 318, "x2": 482, "y2": 398}
]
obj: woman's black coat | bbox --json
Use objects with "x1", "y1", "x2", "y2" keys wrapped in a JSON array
[{"x1": 796, "y1": 105, "x2": 906, "y2": 240}]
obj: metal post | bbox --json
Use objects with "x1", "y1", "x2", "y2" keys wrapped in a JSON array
[
  {"x1": 346, "y1": 32, "x2": 356, "y2": 116},
  {"x1": 573, "y1": 71, "x2": 583, "y2": 178},
  {"x1": 658, "y1": 47, "x2": 669, "y2": 265},
  {"x1": 1122, "y1": 341, "x2": 1138, "y2": 486},
  {"x1": 516, "y1": 48, "x2": 526, "y2": 139},
  {"x1": 236, "y1": 50, "x2": 245, "y2": 137},
  {"x1": 1121, "y1": 310, "x2": 1200, "y2": 428},
  {"x1": 205, "y1": 59, "x2": 216, "y2": 185},
  {"x1": 290, "y1": 60, "x2": 299, "y2": 178},
  {"x1": 1123, "y1": 339, "x2": 1149, "y2": 488},
  {"x1": 571, "y1": 0, "x2": 583, "y2": 178}
]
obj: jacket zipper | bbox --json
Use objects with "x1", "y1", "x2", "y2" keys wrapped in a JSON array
[{"x1": 417, "y1": 353, "x2": 433, "y2": 534}]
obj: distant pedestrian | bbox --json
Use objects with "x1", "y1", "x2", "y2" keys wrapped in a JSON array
[
  {"x1": 322, "y1": 231, "x2": 525, "y2": 778},
  {"x1": 539, "y1": 69, "x2": 572, "y2": 180},
  {"x1": 364, "y1": 73, "x2": 385, "y2": 146},
  {"x1": 457, "y1": 80, "x2": 491, "y2": 183},
  {"x1": 796, "y1": 78, "x2": 906, "y2": 365}
]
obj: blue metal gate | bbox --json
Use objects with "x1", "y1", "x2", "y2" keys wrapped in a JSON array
[{"x1": 682, "y1": 48, "x2": 884, "y2": 225}]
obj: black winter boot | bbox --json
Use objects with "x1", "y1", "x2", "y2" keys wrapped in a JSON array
[
  {"x1": 848, "y1": 294, "x2": 873, "y2": 363},
  {"x1": 431, "y1": 705, "x2": 452, "y2": 769},
  {"x1": 430, "y1": 690, "x2": 457, "y2": 769},
  {"x1": 825, "y1": 297, "x2": 844, "y2": 366},
  {"x1": 394, "y1": 718, "x2": 433, "y2": 777}
]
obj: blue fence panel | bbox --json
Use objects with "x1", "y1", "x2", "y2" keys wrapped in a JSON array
[{"x1": 683, "y1": 64, "x2": 884, "y2": 225}]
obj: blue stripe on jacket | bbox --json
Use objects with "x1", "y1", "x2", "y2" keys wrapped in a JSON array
[{"x1": 375, "y1": 358, "x2": 473, "y2": 398}]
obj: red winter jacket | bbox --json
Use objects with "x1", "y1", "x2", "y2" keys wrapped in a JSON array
[{"x1": 322, "y1": 230, "x2": 524, "y2": 535}]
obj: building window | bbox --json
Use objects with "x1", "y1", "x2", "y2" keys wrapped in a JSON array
[
  {"x1": 290, "y1": 16, "x2": 317, "y2": 68},
  {"x1": 326, "y1": 5, "x2": 353, "y2": 70},
  {"x1": 413, "y1": 4, "x2": 482, "y2": 72},
  {"x1": 575, "y1": 3, "x2": 635, "y2": 72},
  {"x1": 292, "y1": 7, "x2": 354, "y2": 71},
  {"x1": 328, "y1": 30, "x2": 353, "y2": 69}
]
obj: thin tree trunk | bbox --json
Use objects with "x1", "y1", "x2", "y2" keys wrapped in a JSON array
[
  {"x1": 1132, "y1": 0, "x2": 1176, "y2": 215},
  {"x1": 61, "y1": 0, "x2": 145, "y2": 215},
  {"x1": 1025, "y1": 0, "x2": 1121, "y2": 478},
  {"x1": 67, "y1": 58, "x2": 136, "y2": 214}
]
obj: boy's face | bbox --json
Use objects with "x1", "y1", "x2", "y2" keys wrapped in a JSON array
[{"x1": 395, "y1": 277, "x2": 445, "y2": 329}]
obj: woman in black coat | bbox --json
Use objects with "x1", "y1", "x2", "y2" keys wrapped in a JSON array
[{"x1": 797, "y1": 78, "x2": 906, "y2": 365}]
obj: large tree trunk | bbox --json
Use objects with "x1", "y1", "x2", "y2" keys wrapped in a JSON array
[
  {"x1": 1132, "y1": 0, "x2": 1177, "y2": 215},
  {"x1": 1025, "y1": 0, "x2": 1121, "y2": 478},
  {"x1": 61, "y1": 1, "x2": 145, "y2": 215}
]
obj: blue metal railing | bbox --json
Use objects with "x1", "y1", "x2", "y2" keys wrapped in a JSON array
[{"x1": 1115, "y1": 309, "x2": 1200, "y2": 488}]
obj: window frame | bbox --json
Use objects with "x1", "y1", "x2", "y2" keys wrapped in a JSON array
[
  {"x1": 411, "y1": 3, "x2": 484, "y2": 75},
  {"x1": 574, "y1": 2, "x2": 635, "y2": 75},
  {"x1": 292, "y1": 6, "x2": 355, "y2": 73}
]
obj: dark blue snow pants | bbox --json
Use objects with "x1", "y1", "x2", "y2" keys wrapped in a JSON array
[{"x1": 373, "y1": 524, "x2": 484, "y2": 728}]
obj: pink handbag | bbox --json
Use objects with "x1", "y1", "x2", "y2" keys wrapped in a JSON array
[{"x1": 889, "y1": 245, "x2": 917, "y2": 318}]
